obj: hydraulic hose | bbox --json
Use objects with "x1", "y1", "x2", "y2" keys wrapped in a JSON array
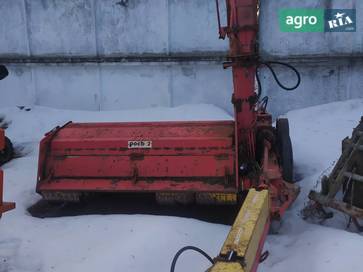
[
  {"x1": 256, "y1": 61, "x2": 301, "y2": 101},
  {"x1": 170, "y1": 246, "x2": 214, "y2": 272}
]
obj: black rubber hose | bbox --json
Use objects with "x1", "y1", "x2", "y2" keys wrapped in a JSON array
[
  {"x1": 258, "y1": 96, "x2": 269, "y2": 112},
  {"x1": 256, "y1": 61, "x2": 301, "y2": 100},
  {"x1": 170, "y1": 246, "x2": 214, "y2": 272},
  {"x1": 263, "y1": 61, "x2": 301, "y2": 90},
  {"x1": 259, "y1": 250, "x2": 269, "y2": 263}
]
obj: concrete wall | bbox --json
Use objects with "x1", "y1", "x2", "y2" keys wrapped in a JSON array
[
  {"x1": 0, "y1": 0, "x2": 228, "y2": 57},
  {"x1": 0, "y1": 62, "x2": 233, "y2": 112},
  {"x1": 0, "y1": 0, "x2": 362, "y2": 116}
]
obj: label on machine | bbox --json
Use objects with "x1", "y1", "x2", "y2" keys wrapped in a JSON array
[{"x1": 128, "y1": 140, "x2": 152, "y2": 149}]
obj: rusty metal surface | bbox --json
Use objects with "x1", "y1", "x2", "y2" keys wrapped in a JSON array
[
  {"x1": 0, "y1": 170, "x2": 15, "y2": 217},
  {"x1": 41, "y1": 191, "x2": 81, "y2": 203},
  {"x1": 309, "y1": 191, "x2": 363, "y2": 219},
  {"x1": 306, "y1": 117, "x2": 363, "y2": 227},
  {"x1": 37, "y1": 121, "x2": 237, "y2": 197},
  {"x1": 38, "y1": 178, "x2": 237, "y2": 193}
]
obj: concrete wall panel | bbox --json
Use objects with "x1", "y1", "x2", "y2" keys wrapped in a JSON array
[
  {"x1": 261, "y1": 62, "x2": 361, "y2": 117},
  {"x1": 0, "y1": 65, "x2": 34, "y2": 107},
  {"x1": 26, "y1": 0, "x2": 97, "y2": 56},
  {"x1": 34, "y1": 64, "x2": 100, "y2": 110},
  {"x1": 0, "y1": 0, "x2": 29, "y2": 56},
  {"x1": 1, "y1": 0, "x2": 363, "y2": 57},
  {"x1": 100, "y1": 64, "x2": 170, "y2": 110},
  {"x1": 0, "y1": 0, "x2": 362, "y2": 117},
  {"x1": 171, "y1": 64, "x2": 233, "y2": 113},
  {"x1": 169, "y1": 0, "x2": 228, "y2": 52},
  {"x1": 95, "y1": 0, "x2": 169, "y2": 55},
  {"x1": 0, "y1": 61, "x2": 362, "y2": 118}
]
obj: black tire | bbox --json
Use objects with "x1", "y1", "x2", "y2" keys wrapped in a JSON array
[
  {"x1": 0, "y1": 65, "x2": 8, "y2": 80},
  {"x1": 0, "y1": 136, "x2": 14, "y2": 165},
  {"x1": 276, "y1": 118, "x2": 294, "y2": 183}
]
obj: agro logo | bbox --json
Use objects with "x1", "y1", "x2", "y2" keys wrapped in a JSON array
[
  {"x1": 285, "y1": 15, "x2": 318, "y2": 29},
  {"x1": 279, "y1": 9, "x2": 324, "y2": 32},
  {"x1": 325, "y1": 9, "x2": 356, "y2": 32}
]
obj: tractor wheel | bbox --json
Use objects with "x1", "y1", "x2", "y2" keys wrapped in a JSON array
[
  {"x1": 276, "y1": 118, "x2": 294, "y2": 183},
  {"x1": 0, "y1": 136, "x2": 14, "y2": 165}
]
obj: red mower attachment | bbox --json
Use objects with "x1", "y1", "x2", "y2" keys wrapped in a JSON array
[
  {"x1": 36, "y1": 0, "x2": 300, "y2": 221},
  {"x1": 37, "y1": 121, "x2": 238, "y2": 204}
]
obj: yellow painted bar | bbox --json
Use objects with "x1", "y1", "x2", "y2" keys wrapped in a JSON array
[
  {"x1": 208, "y1": 262, "x2": 245, "y2": 272},
  {"x1": 208, "y1": 189, "x2": 270, "y2": 272}
]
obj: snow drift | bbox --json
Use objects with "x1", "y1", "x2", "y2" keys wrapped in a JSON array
[{"x1": 0, "y1": 101, "x2": 363, "y2": 272}]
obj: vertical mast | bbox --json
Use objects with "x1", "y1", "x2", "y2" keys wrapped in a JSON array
[{"x1": 219, "y1": 0, "x2": 258, "y2": 161}]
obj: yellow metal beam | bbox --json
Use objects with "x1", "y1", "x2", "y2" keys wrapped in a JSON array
[
  {"x1": 208, "y1": 262, "x2": 245, "y2": 272},
  {"x1": 208, "y1": 189, "x2": 270, "y2": 272}
]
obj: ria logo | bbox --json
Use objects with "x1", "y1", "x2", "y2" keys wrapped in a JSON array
[
  {"x1": 325, "y1": 9, "x2": 356, "y2": 32},
  {"x1": 328, "y1": 12, "x2": 352, "y2": 28}
]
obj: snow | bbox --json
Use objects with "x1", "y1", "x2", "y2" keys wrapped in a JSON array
[
  {"x1": 1, "y1": 100, "x2": 363, "y2": 272},
  {"x1": 261, "y1": 99, "x2": 363, "y2": 272}
]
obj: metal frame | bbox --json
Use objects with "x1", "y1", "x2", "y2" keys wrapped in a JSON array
[{"x1": 307, "y1": 122, "x2": 363, "y2": 230}]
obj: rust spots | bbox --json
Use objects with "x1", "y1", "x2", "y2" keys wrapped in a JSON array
[
  {"x1": 130, "y1": 153, "x2": 144, "y2": 161},
  {"x1": 215, "y1": 154, "x2": 230, "y2": 160}
]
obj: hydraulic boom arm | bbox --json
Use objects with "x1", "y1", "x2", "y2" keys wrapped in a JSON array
[{"x1": 208, "y1": 189, "x2": 270, "y2": 272}]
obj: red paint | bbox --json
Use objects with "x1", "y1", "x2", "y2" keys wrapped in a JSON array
[
  {"x1": 0, "y1": 129, "x2": 5, "y2": 151},
  {"x1": 38, "y1": 179, "x2": 237, "y2": 193},
  {"x1": 0, "y1": 170, "x2": 15, "y2": 217},
  {"x1": 37, "y1": 121, "x2": 236, "y2": 194},
  {"x1": 250, "y1": 217, "x2": 271, "y2": 272}
]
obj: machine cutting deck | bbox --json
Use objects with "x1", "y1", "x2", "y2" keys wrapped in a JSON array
[{"x1": 36, "y1": 0, "x2": 299, "y2": 221}]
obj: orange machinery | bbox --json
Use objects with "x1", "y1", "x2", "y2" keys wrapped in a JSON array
[{"x1": 0, "y1": 64, "x2": 15, "y2": 217}]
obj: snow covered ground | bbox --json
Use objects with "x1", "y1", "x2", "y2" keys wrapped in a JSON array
[{"x1": 0, "y1": 101, "x2": 363, "y2": 272}]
